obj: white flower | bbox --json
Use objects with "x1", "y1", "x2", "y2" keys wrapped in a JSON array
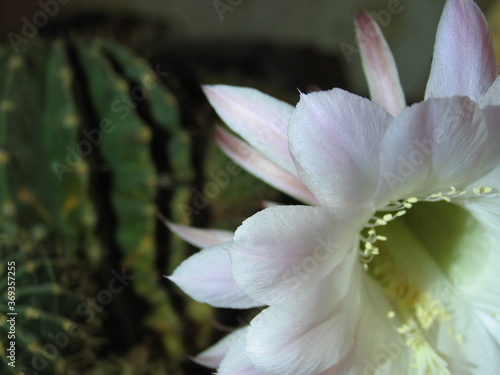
[{"x1": 168, "y1": 0, "x2": 500, "y2": 374}]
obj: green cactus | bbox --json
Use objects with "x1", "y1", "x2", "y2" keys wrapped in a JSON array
[
  {"x1": 0, "y1": 36, "x2": 285, "y2": 374},
  {"x1": 0, "y1": 235, "x2": 88, "y2": 375},
  {"x1": 0, "y1": 41, "x2": 98, "y2": 261},
  {"x1": 0, "y1": 37, "x2": 214, "y2": 373}
]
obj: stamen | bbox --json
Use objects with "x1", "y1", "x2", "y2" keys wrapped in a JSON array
[
  {"x1": 417, "y1": 185, "x2": 494, "y2": 203},
  {"x1": 396, "y1": 318, "x2": 452, "y2": 375},
  {"x1": 358, "y1": 185, "x2": 488, "y2": 374},
  {"x1": 360, "y1": 185, "x2": 497, "y2": 270}
]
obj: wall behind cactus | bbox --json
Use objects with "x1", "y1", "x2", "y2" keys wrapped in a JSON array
[{"x1": 0, "y1": 0, "x2": 495, "y2": 99}]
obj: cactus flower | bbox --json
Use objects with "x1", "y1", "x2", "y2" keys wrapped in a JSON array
[{"x1": 168, "y1": 0, "x2": 500, "y2": 374}]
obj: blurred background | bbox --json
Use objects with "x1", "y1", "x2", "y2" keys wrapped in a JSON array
[{"x1": 0, "y1": 0, "x2": 498, "y2": 374}]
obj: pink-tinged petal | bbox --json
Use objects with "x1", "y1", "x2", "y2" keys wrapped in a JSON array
[
  {"x1": 480, "y1": 76, "x2": 500, "y2": 107},
  {"x1": 165, "y1": 220, "x2": 233, "y2": 248},
  {"x1": 289, "y1": 89, "x2": 391, "y2": 207},
  {"x1": 168, "y1": 245, "x2": 262, "y2": 309},
  {"x1": 217, "y1": 329, "x2": 263, "y2": 375},
  {"x1": 203, "y1": 84, "x2": 297, "y2": 175},
  {"x1": 246, "y1": 259, "x2": 362, "y2": 375},
  {"x1": 216, "y1": 126, "x2": 319, "y2": 205},
  {"x1": 193, "y1": 327, "x2": 249, "y2": 369},
  {"x1": 425, "y1": 0, "x2": 497, "y2": 100},
  {"x1": 355, "y1": 11, "x2": 405, "y2": 117},
  {"x1": 229, "y1": 205, "x2": 371, "y2": 305},
  {"x1": 376, "y1": 97, "x2": 500, "y2": 205}
]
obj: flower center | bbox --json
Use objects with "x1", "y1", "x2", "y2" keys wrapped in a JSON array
[{"x1": 358, "y1": 185, "x2": 497, "y2": 374}]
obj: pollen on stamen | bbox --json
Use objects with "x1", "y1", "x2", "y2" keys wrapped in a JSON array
[
  {"x1": 415, "y1": 185, "x2": 495, "y2": 204},
  {"x1": 397, "y1": 319, "x2": 452, "y2": 375},
  {"x1": 473, "y1": 185, "x2": 493, "y2": 195}
]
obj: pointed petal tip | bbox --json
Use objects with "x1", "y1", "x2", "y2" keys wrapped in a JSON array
[
  {"x1": 200, "y1": 83, "x2": 211, "y2": 96},
  {"x1": 157, "y1": 213, "x2": 175, "y2": 230},
  {"x1": 202, "y1": 84, "x2": 233, "y2": 103},
  {"x1": 425, "y1": 0, "x2": 497, "y2": 99},
  {"x1": 201, "y1": 83, "x2": 216, "y2": 93},
  {"x1": 353, "y1": 8, "x2": 406, "y2": 116},
  {"x1": 355, "y1": 9, "x2": 372, "y2": 29}
]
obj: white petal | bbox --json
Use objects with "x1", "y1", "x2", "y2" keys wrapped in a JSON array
[
  {"x1": 165, "y1": 220, "x2": 233, "y2": 248},
  {"x1": 460, "y1": 165, "x2": 500, "y2": 240},
  {"x1": 450, "y1": 195, "x2": 500, "y2": 315},
  {"x1": 246, "y1": 256, "x2": 361, "y2": 375},
  {"x1": 435, "y1": 297, "x2": 500, "y2": 374},
  {"x1": 216, "y1": 126, "x2": 319, "y2": 205},
  {"x1": 355, "y1": 10, "x2": 405, "y2": 117},
  {"x1": 217, "y1": 328, "x2": 263, "y2": 375},
  {"x1": 289, "y1": 89, "x2": 391, "y2": 207},
  {"x1": 425, "y1": 0, "x2": 497, "y2": 100},
  {"x1": 203, "y1": 84, "x2": 297, "y2": 175},
  {"x1": 480, "y1": 76, "x2": 500, "y2": 107},
  {"x1": 246, "y1": 265, "x2": 417, "y2": 375},
  {"x1": 229, "y1": 205, "x2": 371, "y2": 305},
  {"x1": 193, "y1": 327, "x2": 249, "y2": 369},
  {"x1": 168, "y1": 245, "x2": 262, "y2": 309},
  {"x1": 376, "y1": 97, "x2": 497, "y2": 204},
  {"x1": 317, "y1": 275, "x2": 415, "y2": 375}
]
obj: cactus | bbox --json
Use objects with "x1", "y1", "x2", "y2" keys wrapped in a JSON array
[
  {"x1": 0, "y1": 41, "x2": 98, "y2": 261},
  {"x1": 0, "y1": 235, "x2": 88, "y2": 375},
  {"x1": 0, "y1": 37, "x2": 284, "y2": 374},
  {"x1": 0, "y1": 38, "x2": 202, "y2": 373}
]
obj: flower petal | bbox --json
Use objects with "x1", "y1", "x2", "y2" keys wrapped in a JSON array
[
  {"x1": 193, "y1": 327, "x2": 249, "y2": 369},
  {"x1": 216, "y1": 126, "x2": 318, "y2": 205},
  {"x1": 375, "y1": 97, "x2": 498, "y2": 204},
  {"x1": 246, "y1": 256, "x2": 361, "y2": 375},
  {"x1": 289, "y1": 89, "x2": 391, "y2": 207},
  {"x1": 435, "y1": 297, "x2": 500, "y2": 374},
  {"x1": 229, "y1": 205, "x2": 371, "y2": 305},
  {"x1": 480, "y1": 76, "x2": 500, "y2": 107},
  {"x1": 217, "y1": 328, "x2": 263, "y2": 375},
  {"x1": 425, "y1": 0, "x2": 497, "y2": 100},
  {"x1": 317, "y1": 276, "x2": 414, "y2": 375},
  {"x1": 203, "y1": 84, "x2": 297, "y2": 175},
  {"x1": 355, "y1": 10, "x2": 406, "y2": 117},
  {"x1": 165, "y1": 220, "x2": 233, "y2": 248},
  {"x1": 168, "y1": 245, "x2": 262, "y2": 309},
  {"x1": 460, "y1": 165, "x2": 500, "y2": 240}
]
